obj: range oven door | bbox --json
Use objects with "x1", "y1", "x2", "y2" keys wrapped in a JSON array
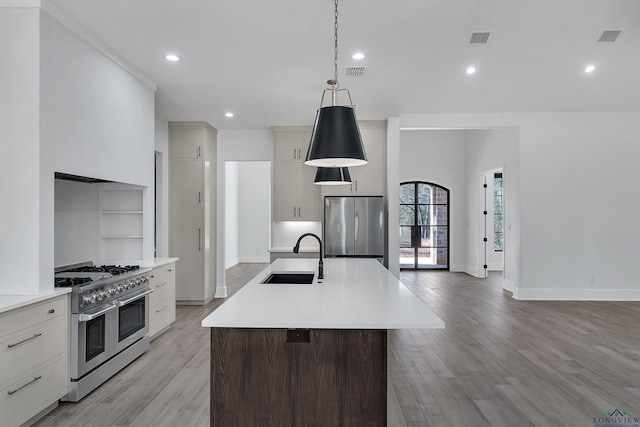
[
  {"x1": 113, "y1": 288, "x2": 153, "y2": 355},
  {"x1": 72, "y1": 303, "x2": 116, "y2": 379}
]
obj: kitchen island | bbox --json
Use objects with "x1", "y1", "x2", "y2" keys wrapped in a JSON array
[{"x1": 202, "y1": 258, "x2": 444, "y2": 426}]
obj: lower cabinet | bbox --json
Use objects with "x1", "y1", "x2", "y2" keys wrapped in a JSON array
[
  {"x1": 149, "y1": 261, "x2": 177, "y2": 339},
  {"x1": 0, "y1": 294, "x2": 69, "y2": 427}
]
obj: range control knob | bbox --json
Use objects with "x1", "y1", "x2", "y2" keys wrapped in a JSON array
[
  {"x1": 89, "y1": 293, "x2": 97, "y2": 304},
  {"x1": 82, "y1": 295, "x2": 92, "y2": 305}
]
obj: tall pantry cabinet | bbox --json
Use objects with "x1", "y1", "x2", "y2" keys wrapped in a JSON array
[{"x1": 169, "y1": 122, "x2": 217, "y2": 304}]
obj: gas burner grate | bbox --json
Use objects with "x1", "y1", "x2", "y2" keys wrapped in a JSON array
[{"x1": 55, "y1": 277, "x2": 93, "y2": 287}]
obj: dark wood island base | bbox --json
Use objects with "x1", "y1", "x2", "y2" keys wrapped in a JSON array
[{"x1": 210, "y1": 328, "x2": 387, "y2": 427}]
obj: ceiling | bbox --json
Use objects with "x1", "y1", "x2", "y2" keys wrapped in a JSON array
[{"x1": 45, "y1": 0, "x2": 640, "y2": 130}]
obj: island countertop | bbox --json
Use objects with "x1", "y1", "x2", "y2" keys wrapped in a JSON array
[{"x1": 201, "y1": 258, "x2": 444, "y2": 329}]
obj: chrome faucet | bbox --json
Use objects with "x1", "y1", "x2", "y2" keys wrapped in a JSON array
[{"x1": 293, "y1": 233, "x2": 324, "y2": 280}]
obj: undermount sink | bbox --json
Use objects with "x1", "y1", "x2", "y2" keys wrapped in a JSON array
[{"x1": 261, "y1": 272, "x2": 315, "y2": 284}]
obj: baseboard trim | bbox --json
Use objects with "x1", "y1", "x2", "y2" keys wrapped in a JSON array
[
  {"x1": 503, "y1": 279, "x2": 516, "y2": 293},
  {"x1": 225, "y1": 257, "x2": 240, "y2": 269},
  {"x1": 463, "y1": 265, "x2": 485, "y2": 278},
  {"x1": 512, "y1": 287, "x2": 640, "y2": 301}
]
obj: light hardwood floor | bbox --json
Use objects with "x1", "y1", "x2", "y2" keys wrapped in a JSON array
[{"x1": 34, "y1": 267, "x2": 640, "y2": 427}]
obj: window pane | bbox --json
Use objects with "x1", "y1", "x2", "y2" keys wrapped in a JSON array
[
  {"x1": 418, "y1": 226, "x2": 431, "y2": 247},
  {"x1": 494, "y1": 216, "x2": 503, "y2": 233},
  {"x1": 494, "y1": 198, "x2": 503, "y2": 216},
  {"x1": 433, "y1": 205, "x2": 448, "y2": 225},
  {"x1": 417, "y1": 183, "x2": 431, "y2": 204},
  {"x1": 399, "y1": 205, "x2": 414, "y2": 225},
  {"x1": 400, "y1": 184, "x2": 415, "y2": 204},
  {"x1": 417, "y1": 205, "x2": 430, "y2": 225},
  {"x1": 431, "y1": 226, "x2": 448, "y2": 247},
  {"x1": 494, "y1": 232, "x2": 503, "y2": 251},
  {"x1": 434, "y1": 187, "x2": 448, "y2": 204},
  {"x1": 399, "y1": 226, "x2": 412, "y2": 247}
]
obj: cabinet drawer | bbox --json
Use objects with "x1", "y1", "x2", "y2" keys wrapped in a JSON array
[
  {"x1": 149, "y1": 297, "x2": 176, "y2": 338},
  {"x1": 149, "y1": 263, "x2": 175, "y2": 282},
  {"x1": 0, "y1": 357, "x2": 66, "y2": 427},
  {"x1": 150, "y1": 274, "x2": 175, "y2": 305},
  {"x1": 0, "y1": 296, "x2": 66, "y2": 338},
  {"x1": 0, "y1": 319, "x2": 66, "y2": 386}
]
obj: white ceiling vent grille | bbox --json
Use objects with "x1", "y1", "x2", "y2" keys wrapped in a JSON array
[
  {"x1": 597, "y1": 30, "x2": 622, "y2": 43},
  {"x1": 345, "y1": 66, "x2": 366, "y2": 77},
  {"x1": 470, "y1": 32, "x2": 490, "y2": 45}
]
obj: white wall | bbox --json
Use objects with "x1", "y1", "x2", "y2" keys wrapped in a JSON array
[
  {"x1": 237, "y1": 162, "x2": 271, "y2": 263},
  {"x1": 399, "y1": 130, "x2": 467, "y2": 272},
  {"x1": 518, "y1": 113, "x2": 640, "y2": 299},
  {"x1": 224, "y1": 162, "x2": 240, "y2": 268},
  {"x1": 216, "y1": 130, "x2": 272, "y2": 297},
  {"x1": 0, "y1": 7, "x2": 42, "y2": 294}
]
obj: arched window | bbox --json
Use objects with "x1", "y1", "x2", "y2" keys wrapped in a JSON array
[{"x1": 399, "y1": 182, "x2": 449, "y2": 270}]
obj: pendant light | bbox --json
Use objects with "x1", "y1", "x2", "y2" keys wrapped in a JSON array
[
  {"x1": 304, "y1": 0, "x2": 367, "y2": 168},
  {"x1": 314, "y1": 167, "x2": 352, "y2": 185}
]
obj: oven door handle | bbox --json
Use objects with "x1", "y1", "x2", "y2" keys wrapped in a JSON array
[
  {"x1": 78, "y1": 304, "x2": 116, "y2": 322},
  {"x1": 115, "y1": 289, "x2": 154, "y2": 307}
]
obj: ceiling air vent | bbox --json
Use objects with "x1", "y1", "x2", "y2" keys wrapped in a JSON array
[
  {"x1": 345, "y1": 66, "x2": 366, "y2": 77},
  {"x1": 470, "y1": 32, "x2": 490, "y2": 45},
  {"x1": 597, "y1": 30, "x2": 622, "y2": 43}
]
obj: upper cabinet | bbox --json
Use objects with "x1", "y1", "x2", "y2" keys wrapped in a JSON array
[
  {"x1": 274, "y1": 131, "x2": 312, "y2": 162},
  {"x1": 272, "y1": 128, "x2": 320, "y2": 221},
  {"x1": 322, "y1": 121, "x2": 386, "y2": 197}
]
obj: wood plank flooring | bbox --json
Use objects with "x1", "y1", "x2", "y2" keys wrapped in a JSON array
[{"x1": 34, "y1": 267, "x2": 640, "y2": 427}]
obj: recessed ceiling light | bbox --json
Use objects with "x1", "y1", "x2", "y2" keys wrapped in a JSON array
[
  {"x1": 585, "y1": 64, "x2": 596, "y2": 73},
  {"x1": 466, "y1": 66, "x2": 476, "y2": 75},
  {"x1": 165, "y1": 54, "x2": 181, "y2": 62},
  {"x1": 225, "y1": 112, "x2": 234, "y2": 118},
  {"x1": 352, "y1": 52, "x2": 366, "y2": 60}
]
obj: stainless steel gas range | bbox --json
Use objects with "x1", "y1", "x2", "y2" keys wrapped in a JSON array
[{"x1": 54, "y1": 262, "x2": 153, "y2": 401}]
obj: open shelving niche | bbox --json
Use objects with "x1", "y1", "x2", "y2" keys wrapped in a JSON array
[{"x1": 99, "y1": 184, "x2": 144, "y2": 264}]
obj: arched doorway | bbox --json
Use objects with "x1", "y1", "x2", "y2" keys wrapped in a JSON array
[{"x1": 399, "y1": 181, "x2": 449, "y2": 270}]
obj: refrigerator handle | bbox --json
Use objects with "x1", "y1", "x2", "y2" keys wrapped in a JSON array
[{"x1": 354, "y1": 210, "x2": 359, "y2": 242}]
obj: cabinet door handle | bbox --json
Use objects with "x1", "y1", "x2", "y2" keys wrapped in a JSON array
[
  {"x1": 7, "y1": 333, "x2": 42, "y2": 349},
  {"x1": 8, "y1": 376, "x2": 42, "y2": 396},
  {"x1": 198, "y1": 192, "x2": 201, "y2": 203},
  {"x1": 48, "y1": 309, "x2": 55, "y2": 314},
  {"x1": 198, "y1": 229, "x2": 201, "y2": 251},
  {"x1": 197, "y1": 146, "x2": 201, "y2": 158},
  {"x1": 355, "y1": 180, "x2": 358, "y2": 191},
  {"x1": 293, "y1": 207, "x2": 296, "y2": 217},
  {"x1": 298, "y1": 207, "x2": 301, "y2": 217},
  {"x1": 156, "y1": 281, "x2": 168, "y2": 288},
  {"x1": 293, "y1": 149, "x2": 297, "y2": 159},
  {"x1": 298, "y1": 149, "x2": 301, "y2": 159},
  {"x1": 155, "y1": 306, "x2": 167, "y2": 313}
]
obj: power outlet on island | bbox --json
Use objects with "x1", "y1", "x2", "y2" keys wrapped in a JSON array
[{"x1": 287, "y1": 329, "x2": 310, "y2": 343}]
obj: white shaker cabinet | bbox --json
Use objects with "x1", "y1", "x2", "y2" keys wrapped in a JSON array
[
  {"x1": 322, "y1": 122, "x2": 386, "y2": 197},
  {"x1": 272, "y1": 127, "x2": 321, "y2": 221},
  {"x1": 149, "y1": 260, "x2": 177, "y2": 339},
  {"x1": 0, "y1": 294, "x2": 69, "y2": 427},
  {"x1": 169, "y1": 122, "x2": 217, "y2": 304}
]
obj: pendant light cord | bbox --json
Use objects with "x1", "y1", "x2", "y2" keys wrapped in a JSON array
[{"x1": 334, "y1": 0, "x2": 339, "y2": 85}]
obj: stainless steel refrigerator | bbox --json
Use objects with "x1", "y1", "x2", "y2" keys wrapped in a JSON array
[{"x1": 324, "y1": 196, "x2": 385, "y2": 258}]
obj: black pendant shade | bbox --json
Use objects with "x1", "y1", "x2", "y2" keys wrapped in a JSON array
[
  {"x1": 313, "y1": 167, "x2": 352, "y2": 185},
  {"x1": 304, "y1": 106, "x2": 367, "y2": 167}
]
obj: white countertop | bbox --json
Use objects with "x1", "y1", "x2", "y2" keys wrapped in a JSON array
[
  {"x1": 139, "y1": 257, "x2": 179, "y2": 268},
  {"x1": 0, "y1": 288, "x2": 71, "y2": 315},
  {"x1": 202, "y1": 258, "x2": 444, "y2": 330}
]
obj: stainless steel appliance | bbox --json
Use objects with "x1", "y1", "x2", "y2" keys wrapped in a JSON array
[
  {"x1": 324, "y1": 196, "x2": 384, "y2": 258},
  {"x1": 54, "y1": 262, "x2": 152, "y2": 401}
]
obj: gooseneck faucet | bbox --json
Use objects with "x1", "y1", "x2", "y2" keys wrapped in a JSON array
[{"x1": 293, "y1": 233, "x2": 324, "y2": 280}]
